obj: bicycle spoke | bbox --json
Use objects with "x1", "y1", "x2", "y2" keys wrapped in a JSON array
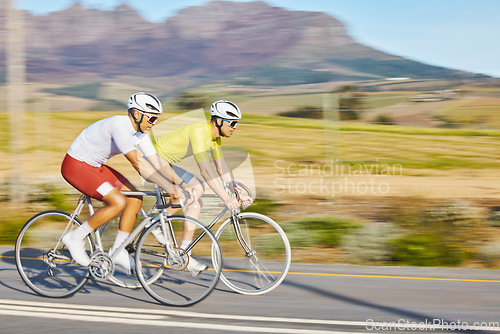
[
  {"x1": 15, "y1": 211, "x2": 92, "y2": 298},
  {"x1": 136, "y1": 216, "x2": 221, "y2": 306},
  {"x1": 215, "y1": 212, "x2": 291, "y2": 295}
]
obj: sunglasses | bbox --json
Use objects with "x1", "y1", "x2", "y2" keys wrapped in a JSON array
[
  {"x1": 138, "y1": 111, "x2": 159, "y2": 124},
  {"x1": 219, "y1": 117, "x2": 238, "y2": 128}
]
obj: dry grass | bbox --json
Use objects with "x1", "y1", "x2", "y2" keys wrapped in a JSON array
[
  {"x1": 2, "y1": 109, "x2": 500, "y2": 265},
  {"x1": 2, "y1": 110, "x2": 500, "y2": 199}
]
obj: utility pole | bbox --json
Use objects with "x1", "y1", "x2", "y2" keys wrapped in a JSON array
[
  {"x1": 6, "y1": 0, "x2": 26, "y2": 202},
  {"x1": 323, "y1": 93, "x2": 339, "y2": 202}
]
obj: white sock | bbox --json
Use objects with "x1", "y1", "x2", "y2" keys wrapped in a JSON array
[
  {"x1": 72, "y1": 221, "x2": 93, "y2": 241},
  {"x1": 112, "y1": 230, "x2": 130, "y2": 251},
  {"x1": 180, "y1": 240, "x2": 191, "y2": 249},
  {"x1": 180, "y1": 240, "x2": 192, "y2": 255}
]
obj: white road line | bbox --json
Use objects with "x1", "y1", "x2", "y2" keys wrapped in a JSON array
[
  {"x1": 2, "y1": 299, "x2": 499, "y2": 333},
  {"x1": 0, "y1": 304, "x2": 165, "y2": 320},
  {"x1": 0, "y1": 305, "x2": 360, "y2": 334},
  {"x1": 0, "y1": 298, "x2": 363, "y2": 326}
]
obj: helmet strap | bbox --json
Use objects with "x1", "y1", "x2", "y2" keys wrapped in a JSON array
[
  {"x1": 129, "y1": 109, "x2": 145, "y2": 133},
  {"x1": 214, "y1": 118, "x2": 224, "y2": 137}
]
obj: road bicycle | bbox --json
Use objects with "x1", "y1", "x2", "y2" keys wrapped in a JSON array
[
  {"x1": 15, "y1": 184, "x2": 222, "y2": 307},
  {"x1": 207, "y1": 181, "x2": 291, "y2": 295},
  {"x1": 15, "y1": 180, "x2": 291, "y2": 301}
]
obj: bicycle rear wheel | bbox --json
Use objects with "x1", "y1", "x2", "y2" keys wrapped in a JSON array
[
  {"x1": 135, "y1": 215, "x2": 222, "y2": 306},
  {"x1": 15, "y1": 210, "x2": 93, "y2": 297},
  {"x1": 214, "y1": 212, "x2": 291, "y2": 295}
]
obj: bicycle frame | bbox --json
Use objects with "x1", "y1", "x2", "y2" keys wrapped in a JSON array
[
  {"x1": 190, "y1": 189, "x2": 255, "y2": 258},
  {"x1": 67, "y1": 182, "x2": 254, "y2": 268},
  {"x1": 65, "y1": 185, "x2": 173, "y2": 265},
  {"x1": 15, "y1": 184, "x2": 225, "y2": 304}
]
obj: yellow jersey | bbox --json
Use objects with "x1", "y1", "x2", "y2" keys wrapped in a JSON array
[{"x1": 155, "y1": 122, "x2": 222, "y2": 164}]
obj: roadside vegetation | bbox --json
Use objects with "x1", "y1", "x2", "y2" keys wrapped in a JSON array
[
  {"x1": 254, "y1": 197, "x2": 500, "y2": 268},
  {"x1": 1, "y1": 82, "x2": 500, "y2": 268}
]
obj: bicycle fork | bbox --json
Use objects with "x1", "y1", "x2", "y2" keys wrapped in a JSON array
[
  {"x1": 157, "y1": 212, "x2": 190, "y2": 270},
  {"x1": 231, "y1": 215, "x2": 256, "y2": 258},
  {"x1": 159, "y1": 211, "x2": 177, "y2": 253}
]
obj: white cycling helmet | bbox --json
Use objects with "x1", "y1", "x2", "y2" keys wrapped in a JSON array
[
  {"x1": 210, "y1": 100, "x2": 241, "y2": 120},
  {"x1": 127, "y1": 92, "x2": 162, "y2": 114}
]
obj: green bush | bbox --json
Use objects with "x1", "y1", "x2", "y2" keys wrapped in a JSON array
[
  {"x1": 30, "y1": 185, "x2": 72, "y2": 212},
  {"x1": 0, "y1": 218, "x2": 26, "y2": 244},
  {"x1": 255, "y1": 233, "x2": 288, "y2": 256},
  {"x1": 478, "y1": 242, "x2": 500, "y2": 267},
  {"x1": 284, "y1": 215, "x2": 360, "y2": 249},
  {"x1": 242, "y1": 197, "x2": 282, "y2": 216},
  {"x1": 388, "y1": 200, "x2": 484, "y2": 238},
  {"x1": 282, "y1": 223, "x2": 317, "y2": 249},
  {"x1": 391, "y1": 233, "x2": 467, "y2": 267},
  {"x1": 0, "y1": 185, "x2": 75, "y2": 245},
  {"x1": 383, "y1": 200, "x2": 483, "y2": 267},
  {"x1": 342, "y1": 222, "x2": 400, "y2": 263},
  {"x1": 488, "y1": 208, "x2": 500, "y2": 227}
]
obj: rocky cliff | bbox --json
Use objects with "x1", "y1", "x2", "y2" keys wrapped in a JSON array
[{"x1": 0, "y1": 0, "x2": 485, "y2": 84}]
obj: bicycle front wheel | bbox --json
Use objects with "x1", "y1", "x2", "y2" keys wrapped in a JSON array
[
  {"x1": 214, "y1": 212, "x2": 291, "y2": 295},
  {"x1": 15, "y1": 210, "x2": 93, "y2": 298},
  {"x1": 135, "y1": 215, "x2": 222, "y2": 306}
]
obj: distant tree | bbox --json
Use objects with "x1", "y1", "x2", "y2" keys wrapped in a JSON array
[
  {"x1": 333, "y1": 85, "x2": 364, "y2": 120},
  {"x1": 434, "y1": 115, "x2": 461, "y2": 129},
  {"x1": 279, "y1": 106, "x2": 323, "y2": 119},
  {"x1": 335, "y1": 84, "x2": 359, "y2": 93},
  {"x1": 175, "y1": 91, "x2": 209, "y2": 110},
  {"x1": 373, "y1": 114, "x2": 395, "y2": 125}
]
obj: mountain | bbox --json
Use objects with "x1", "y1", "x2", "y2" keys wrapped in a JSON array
[{"x1": 0, "y1": 0, "x2": 488, "y2": 87}]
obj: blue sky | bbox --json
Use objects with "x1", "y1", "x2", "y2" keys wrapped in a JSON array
[{"x1": 18, "y1": 0, "x2": 500, "y2": 77}]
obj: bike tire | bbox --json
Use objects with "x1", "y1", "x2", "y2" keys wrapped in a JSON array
[
  {"x1": 135, "y1": 215, "x2": 222, "y2": 306},
  {"x1": 213, "y1": 212, "x2": 291, "y2": 295},
  {"x1": 15, "y1": 210, "x2": 93, "y2": 298}
]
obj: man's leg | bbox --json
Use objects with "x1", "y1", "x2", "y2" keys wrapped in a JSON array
[
  {"x1": 63, "y1": 188, "x2": 127, "y2": 266},
  {"x1": 117, "y1": 195, "x2": 143, "y2": 232},
  {"x1": 158, "y1": 179, "x2": 204, "y2": 247},
  {"x1": 181, "y1": 181, "x2": 204, "y2": 245},
  {"x1": 87, "y1": 188, "x2": 128, "y2": 229},
  {"x1": 108, "y1": 183, "x2": 143, "y2": 272}
]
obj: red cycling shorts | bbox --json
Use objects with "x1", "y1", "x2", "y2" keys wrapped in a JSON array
[{"x1": 61, "y1": 154, "x2": 128, "y2": 200}]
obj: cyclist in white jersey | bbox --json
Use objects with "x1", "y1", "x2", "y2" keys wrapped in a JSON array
[{"x1": 61, "y1": 92, "x2": 188, "y2": 272}]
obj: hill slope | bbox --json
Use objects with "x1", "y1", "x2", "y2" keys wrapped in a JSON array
[{"x1": 0, "y1": 0, "x2": 487, "y2": 86}]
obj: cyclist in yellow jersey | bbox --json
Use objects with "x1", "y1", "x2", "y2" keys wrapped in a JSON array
[
  {"x1": 155, "y1": 121, "x2": 222, "y2": 165},
  {"x1": 152, "y1": 101, "x2": 252, "y2": 272}
]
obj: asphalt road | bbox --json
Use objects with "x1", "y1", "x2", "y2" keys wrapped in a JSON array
[{"x1": 1, "y1": 245, "x2": 500, "y2": 334}]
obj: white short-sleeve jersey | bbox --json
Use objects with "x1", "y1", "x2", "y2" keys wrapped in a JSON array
[{"x1": 67, "y1": 115, "x2": 156, "y2": 167}]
